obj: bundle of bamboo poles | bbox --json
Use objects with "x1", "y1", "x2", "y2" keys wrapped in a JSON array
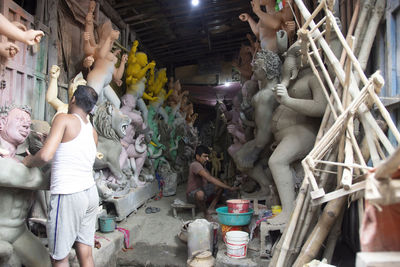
[{"x1": 269, "y1": 0, "x2": 394, "y2": 266}]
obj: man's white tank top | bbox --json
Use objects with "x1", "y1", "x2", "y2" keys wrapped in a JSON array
[{"x1": 50, "y1": 113, "x2": 96, "y2": 194}]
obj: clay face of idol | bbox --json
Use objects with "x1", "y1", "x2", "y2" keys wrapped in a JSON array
[{"x1": 0, "y1": 108, "x2": 31, "y2": 146}]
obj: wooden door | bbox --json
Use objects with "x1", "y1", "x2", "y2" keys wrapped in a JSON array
[{"x1": 0, "y1": 0, "x2": 48, "y2": 120}]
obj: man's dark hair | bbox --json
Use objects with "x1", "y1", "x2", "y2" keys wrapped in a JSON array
[
  {"x1": 195, "y1": 145, "x2": 210, "y2": 157},
  {"x1": 73, "y1": 85, "x2": 98, "y2": 113}
]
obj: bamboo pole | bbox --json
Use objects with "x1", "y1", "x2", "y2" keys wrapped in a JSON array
[
  {"x1": 322, "y1": 208, "x2": 345, "y2": 262},
  {"x1": 293, "y1": 196, "x2": 347, "y2": 267},
  {"x1": 356, "y1": 0, "x2": 386, "y2": 74},
  {"x1": 353, "y1": 0, "x2": 373, "y2": 55}
]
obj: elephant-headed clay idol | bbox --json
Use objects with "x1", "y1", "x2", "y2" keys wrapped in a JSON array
[
  {"x1": 233, "y1": 49, "x2": 281, "y2": 170},
  {"x1": 0, "y1": 105, "x2": 50, "y2": 267},
  {"x1": 267, "y1": 41, "x2": 327, "y2": 226},
  {"x1": 238, "y1": 0, "x2": 295, "y2": 53},
  {"x1": 119, "y1": 94, "x2": 147, "y2": 187}
]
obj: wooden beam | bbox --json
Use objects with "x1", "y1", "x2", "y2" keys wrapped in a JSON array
[{"x1": 97, "y1": 0, "x2": 127, "y2": 30}]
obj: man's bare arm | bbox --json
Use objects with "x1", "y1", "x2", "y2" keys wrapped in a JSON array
[
  {"x1": 23, "y1": 114, "x2": 67, "y2": 167},
  {"x1": 198, "y1": 169, "x2": 237, "y2": 191}
]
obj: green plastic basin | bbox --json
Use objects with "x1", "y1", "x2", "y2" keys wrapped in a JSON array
[{"x1": 216, "y1": 206, "x2": 254, "y2": 226}]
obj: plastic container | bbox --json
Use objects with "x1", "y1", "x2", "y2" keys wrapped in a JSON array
[
  {"x1": 225, "y1": 231, "x2": 249, "y2": 259},
  {"x1": 187, "y1": 250, "x2": 215, "y2": 267},
  {"x1": 227, "y1": 199, "x2": 250, "y2": 213},
  {"x1": 216, "y1": 207, "x2": 253, "y2": 226},
  {"x1": 98, "y1": 215, "x2": 116, "y2": 233},
  {"x1": 187, "y1": 219, "x2": 213, "y2": 259}
]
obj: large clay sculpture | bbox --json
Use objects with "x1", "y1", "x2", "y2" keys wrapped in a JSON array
[
  {"x1": 233, "y1": 50, "x2": 281, "y2": 170},
  {"x1": 84, "y1": 8, "x2": 127, "y2": 107},
  {"x1": 93, "y1": 101, "x2": 131, "y2": 192},
  {"x1": 267, "y1": 42, "x2": 327, "y2": 225},
  {"x1": 239, "y1": 0, "x2": 294, "y2": 53},
  {"x1": 0, "y1": 106, "x2": 50, "y2": 267},
  {"x1": 119, "y1": 94, "x2": 147, "y2": 187}
]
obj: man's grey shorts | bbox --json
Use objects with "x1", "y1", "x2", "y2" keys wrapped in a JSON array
[
  {"x1": 186, "y1": 183, "x2": 215, "y2": 204},
  {"x1": 47, "y1": 185, "x2": 99, "y2": 260}
]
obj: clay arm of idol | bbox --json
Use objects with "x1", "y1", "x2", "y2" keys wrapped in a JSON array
[
  {"x1": 142, "y1": 92, "x2": 158, "y2": 102},
  {"x1": 198, "y1": 169, "x2": 238, "y2": 191},
  {"x1": 251, "y1": 0, "x2": 282, "y2": 31},
  {"x1": 274, "y1": 76, "x2": 327, "y2": 117},
  {"x1": 113, "y1": 53, "x2": 127, "y2": 86},
  {"x1": 85, "y1": 1, "x2": 97, "y2": 48},
  {"x1": 0, "y1": 14, "x2": 44, "y2": 45},
  {"x1": 239, "y1": 13, "x2": 259, "y2": 38},
  {"x1": 0, "y1": 158, "x2": 49, "y2": 190},
  {"x1": 46, "y1": 65, "x2": 66, "y2": 112},
  {"x1": 22, "y1": 113, "x2": 67, "y2": 168}
]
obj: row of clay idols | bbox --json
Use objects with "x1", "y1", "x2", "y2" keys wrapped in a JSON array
[{"x1": 0, "y1": 13, "x2": 43, "y2": 60}]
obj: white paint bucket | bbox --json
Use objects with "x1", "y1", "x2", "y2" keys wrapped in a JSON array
[{"x1": 225, "y1": 231, "x2": 249, "y2": 259}]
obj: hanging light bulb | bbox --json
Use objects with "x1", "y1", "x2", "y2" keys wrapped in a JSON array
[{"x1": 191, "y1": 0, "x2": 199, "y2": 6}]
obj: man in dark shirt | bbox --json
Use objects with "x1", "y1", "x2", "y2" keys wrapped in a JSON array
[{"x1": 186, "y1": 145, "x2": 238, "y2": 220}]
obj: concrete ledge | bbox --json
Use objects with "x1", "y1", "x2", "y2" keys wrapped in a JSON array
[
  {"x1": 356, "y1": 252, "x2": 400, "y2": 267},
  {"x1": 69, "y1": 230, "x2": 124, "y2": 267}
]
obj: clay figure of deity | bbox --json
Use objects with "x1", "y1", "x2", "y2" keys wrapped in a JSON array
[
  {"x1": 267, "y1": 42, "x2": 327, "y2": 225},
  {"x1": 233, "y1": 50, "x2": 281, "y2": 170},
  {"x1": 0, "y1": 106, "x2": 50, "y2": 267},
  {"x1": 84, "y1": 14, "x2": 127, "y2": 107},
  {"x1": 119, "y1": 94, "x2": 148, "y2": 187},
  {"x1": 239, "y1": 0, "x2": 295, "y2": 53}
]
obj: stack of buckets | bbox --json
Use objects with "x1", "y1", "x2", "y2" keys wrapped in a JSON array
[{"x1": 225, "y1": 199, "x2": 250, "y2": 259}]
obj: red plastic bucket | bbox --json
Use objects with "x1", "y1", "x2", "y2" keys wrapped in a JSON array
[{"x1": 227, "y1": 199, "x2": 250, "y2": 213}]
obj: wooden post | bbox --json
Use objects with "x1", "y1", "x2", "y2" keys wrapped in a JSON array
[{"x1": 45, "y1": 0, "x2": 58, "y2": 123}]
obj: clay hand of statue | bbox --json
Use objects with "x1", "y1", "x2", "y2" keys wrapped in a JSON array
[
  {"x1": 89, "y1": 0, "x2": 96, "y2": 13},
  {"x1": 284, "y1": 21, "x2": 296, "y2": 34},
  {"x1": 114, "y1": 79, "x2": 123, "y2": 87},
  {"x1": 149, "y1": 60, "x2": 156, "y2": 69},
  {"x1": 11, "y1": 21, "x2": 27, "y2": 31},
  {"x1": 121, "y1": 53, "x2": 128, "y2": 64},
  {"x1": 23, "y1": 29, "x2": 44, "y2": 45},
  {"x1": 251, "y1": 0, "x2": 262, "y2": 14},
  {"x1": 83, "y1": 55, "x2": 94, "y2": 68},
  {"x1": 239, "y1": 13, "x2": 250, "y2": 22},
  {"x1": 50, "y1": 65, "x2": 60, "y2": 79},
  {"x1": 273, "y1": 83, "x2": 289, "y2": 104},
  {"x1": 227, "y1": 124, "x2": 237, "y2": 135},
  {"x1": 110, "y1": 30, "x2": 120, "y2": 41},
  {"x1": 0, "y1": 42, "x2": 19, "y2": 58}
]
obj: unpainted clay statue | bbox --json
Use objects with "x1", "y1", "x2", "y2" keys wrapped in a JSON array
[
  {"x1": 119, "y1": 94, "x2": 147, "y2": 187},
  {"x1": 239, "y1": 0, "x2": 295, "y2": 53},
  {"x1": 0, "y1": 14, "x2": 44, "y2": 59},
  {"x1": 0, "y1": 106, "x2": 50, "y2": 267},
  {"x1": 267, "y1": 42, "x2": 327, "y2": 225},
  {"x1": 93, "y1": 101, "x2": 131, "y2": 189},
  {"x1": 233, "y1": 50, "x2": 281, "y2": 170},
  {"x1": 84, "y1": 17, "x2": 127, "y2": 107},
  {"x1": 210, "y1": 149, "x2": 224, "y2": 177},
  {"x1": 219, "y1": 96, "x2": 247, "y2": 158}
]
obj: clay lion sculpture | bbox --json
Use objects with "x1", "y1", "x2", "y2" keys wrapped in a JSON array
[{"x1": 93, "y1": 101, "x2": 131, "y2": 188}]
